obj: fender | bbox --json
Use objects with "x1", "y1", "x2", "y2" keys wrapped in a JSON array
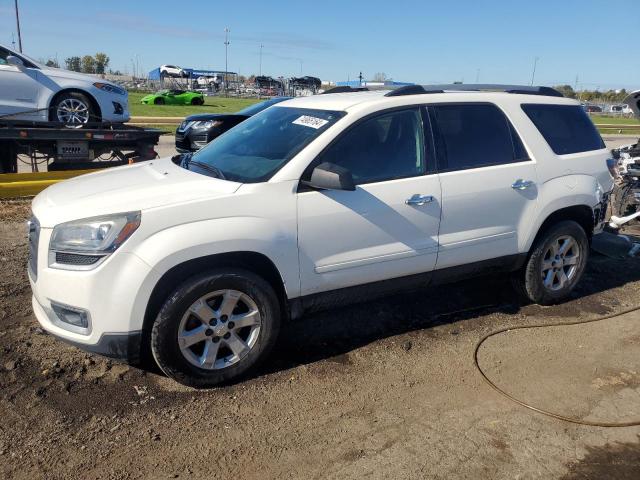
[{"x1": 523, "y1": 174, "x2": 599, "y2": 251}]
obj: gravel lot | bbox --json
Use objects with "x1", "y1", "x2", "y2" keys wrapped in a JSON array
[{"x1": 3, "y1": 134, "x2": 640, "y2": 479}]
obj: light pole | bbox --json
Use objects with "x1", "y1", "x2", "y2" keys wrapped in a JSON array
[
  {"x1": 14, "y1": 0, "x2": 23, "y2": 52},
  {"x1": 259, "y1": 44, "x2": 263, "y2": 76},
  {"x1": 530, "y1": 56, "x2": 539, "y2": 86},
  {"x1": 224, "y1": 27, "x2": 230, "y2": 94}
]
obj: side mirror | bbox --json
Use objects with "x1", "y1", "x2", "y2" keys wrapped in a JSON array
[
  {"x1": 305, "y1": 162, "x2": 356, "y2": 191},
  {"x1": 6, "y1": 56, "x2": 25, "y2": 69}
]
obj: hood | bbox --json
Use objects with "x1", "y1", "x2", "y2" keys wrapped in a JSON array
[
  {"x1": 183, "y1": 113, "x2": 248, "y2": 122},
  {"x1": 623, "y1": 90, "x2": 640, "y2": 119},
  {"x1": 32, "y1": 157, "x2": 241, "y2": 227},
  {"x1": 37, "y1": 65, "x2": 102, "y2": 84}
]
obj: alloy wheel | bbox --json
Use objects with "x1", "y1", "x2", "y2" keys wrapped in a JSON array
[
  {"x1": 177, "y1": 289, "x2": 262, "y2": 370},
  {"x1": 56, "y1": 98, "x2": 90, "y2": 126},
  {"x1": 541, "y1": 235, "x2": 581, "y2": 291}
]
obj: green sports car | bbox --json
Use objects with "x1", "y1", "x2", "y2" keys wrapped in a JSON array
[{"x1": 141, "y1": 89, "x2": 205, "y2": 106}]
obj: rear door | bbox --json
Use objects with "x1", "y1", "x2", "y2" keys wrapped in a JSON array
[
  {"x1": 297, "y1": 107, "x2": 442, "y2": 295},
  {"x1": 429, "y1": 103, "x2": 539, "y2": 269}
]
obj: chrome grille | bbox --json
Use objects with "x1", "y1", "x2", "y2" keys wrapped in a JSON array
[{"x1": 27, "y1": 216, "x2": 40, "y2": 281}]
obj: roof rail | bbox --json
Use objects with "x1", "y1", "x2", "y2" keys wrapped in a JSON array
[
  {"x1": 384, "y1": 85, "x2": 444, "y2": 97},
  {"x1": 321, "y1": 86, "x2": 369, "y2": 94},
  {"x1": 423, "y1": 84, "x2": 564, "y2": 97}
]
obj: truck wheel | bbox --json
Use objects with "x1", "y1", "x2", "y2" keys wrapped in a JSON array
[
  {"x1": 151, "y1": 269, "x2": 281, "y2": 388},
  {"x1": 50, "y1": 92, "x2": 97, "y2": 128},
  {"x1": 512, "y1": 221, "x2": 589, "y2": 305}
]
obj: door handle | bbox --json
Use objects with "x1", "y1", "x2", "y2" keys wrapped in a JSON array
[
  {"x1": 511, "y1": 179, "x2": 535, "y2": 190},
  {"x1": 405, "y1": 194, "x2": 434, "y2": 206}
]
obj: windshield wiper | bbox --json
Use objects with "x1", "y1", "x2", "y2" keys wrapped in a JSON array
[{"x1": 187, "y1": 159, "x2": 227, "y2": 180}]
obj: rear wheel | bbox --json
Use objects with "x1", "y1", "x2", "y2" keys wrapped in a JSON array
[
  {"x1": 512, "y1": 221, "x2": 589, "y2": 305},
  {"x1": 151, "y1": 269, "x2": 281, "y2": 388},
  {"x1": 190, "y1": 97, "x2": 204, "y2": 106}
]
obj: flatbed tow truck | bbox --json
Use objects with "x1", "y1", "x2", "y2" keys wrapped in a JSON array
[{"x1": 0, "y1": 120, "x2": 162, "y2": 174}]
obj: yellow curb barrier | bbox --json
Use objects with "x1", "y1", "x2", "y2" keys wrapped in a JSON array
[{"x1": 0, "y1": 170, "x2": 94, "y2": 199}]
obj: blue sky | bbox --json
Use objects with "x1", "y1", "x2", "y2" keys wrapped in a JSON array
[{"x1": 1, "y1": 0, "x2": 638, "y2": 90}]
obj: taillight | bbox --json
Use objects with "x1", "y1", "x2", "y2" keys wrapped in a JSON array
[{"x1": 606, "y1": 158, "x2": 619, "y2": 179}]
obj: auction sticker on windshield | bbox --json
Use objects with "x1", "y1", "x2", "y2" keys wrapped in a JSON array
[{"x1": 292, "y1": 115, "x2": 329, "y2": 129}]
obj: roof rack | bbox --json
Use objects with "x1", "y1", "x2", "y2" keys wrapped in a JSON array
[
  {"x1": 321, "y1": 86, "x2": 369, "y2": 94},
  {"x1": 385, "y1": 84, "x2": 563, "y2": 98}
]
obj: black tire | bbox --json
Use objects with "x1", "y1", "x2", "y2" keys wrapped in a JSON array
[
  {"x1": 512, "y1": 220, "x2": 589, "y2": 305},
  {"x1": 151, "y1": 269, "x2": 281, "y2": 388},
  {"x1": 615, "y1": 185, "x2": 639, "y2": 223},
  {"x1": 154, "y1": 97, "x2": 165, "y2": 105},
  {"x1": 190, "y1": 97, "x2": 204, "y2": 106},
  {"x1": 49, "y1": 91, "x2": 98, "y2": 127}
]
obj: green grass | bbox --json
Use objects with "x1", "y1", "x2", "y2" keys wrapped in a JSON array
[
  {"x1": 590, "y1": 115, "x2": 640, "y2": 125},
  {"x1": 128, "y1": 92, "x2": 260, "y2": 117}
]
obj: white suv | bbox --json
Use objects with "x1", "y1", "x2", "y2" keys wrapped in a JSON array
[
  {"x1": 28, "y1": 85, "x2": 614, "y2": 387},
  {"x1": 0, "y1": 43, "x2": 130, "y2": 126}
]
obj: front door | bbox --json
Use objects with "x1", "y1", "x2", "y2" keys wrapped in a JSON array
[
  {"x1": 297, "y1": 107, "x2": 442, "y2": 295},
  {"x1": 0, "y1": 47, "x2": 41, "y2": 120}
]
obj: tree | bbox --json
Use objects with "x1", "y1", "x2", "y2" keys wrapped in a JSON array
[
  {"x1": 94, "y1": 53, "x2": 110, "y2": 74},
  {"x1": 372, "y1": 72, "x2": 390, "y2": 82},
  {"x1": 64, "y1": 56, "x2": 81, "y2": 72},
  {"x1": 81, "y1": 55, "x2": 96, "y2": 74},
  {"x1": 553, "y1": 85, "x2": 576, "y2": 99},
  {"x1": 45, "y1": 59, "x2": 59, "y2": 68}
]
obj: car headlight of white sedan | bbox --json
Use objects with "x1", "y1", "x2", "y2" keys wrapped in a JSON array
[{"x1": 49, "y1": 212, "x2": 140, "y2": 270}]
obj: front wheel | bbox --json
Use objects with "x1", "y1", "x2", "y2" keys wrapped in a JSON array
[
  {"x1": 154, "y1": 97, "x2": 165, "y2": 105},
  {"x1": 151, "y1": 269, "x2": 281, "y2": 388},
  {"x1": 512, "y1": 220, "x2": 589, "y2": 305},
  {"x1": 50, "y1": 92, "x2": 97, "y2": 128}
]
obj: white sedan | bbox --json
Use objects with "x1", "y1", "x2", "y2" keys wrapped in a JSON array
[{"x1": 0, "y1": 43, "x2": 130, "y2": 127}]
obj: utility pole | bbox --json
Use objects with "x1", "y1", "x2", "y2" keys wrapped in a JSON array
[
  {"x1": 14, "y1": 0, "x2": 23, "y2": 52},
  {"x1": 530, "y1": 56, "x2": 539, "y2": 86},
  {"x1": 259, "y1": 44, "x2": 263, "y2": 76},
  {"x1": 224, "y1": 27, "x2": 230, "y2": 94},
  {"x1": 11, "y1": 33, "x2": 16, "y2": 51}
]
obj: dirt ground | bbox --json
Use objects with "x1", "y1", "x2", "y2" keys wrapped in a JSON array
[{"x1": 1, "y1": 199, "x2": 640, "y2": 480}]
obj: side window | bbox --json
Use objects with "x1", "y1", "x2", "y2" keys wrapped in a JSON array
[
  {"x1": 521, "y1": 104, "x2": 605, "y2": 155},
  {"x1": 0, "y1": 48, "x2": 9, "y2": 65},
  {"x1": 318, "y1": 108, "x2": 425, "y2": 185},
  {"x1": 430, "y1": 104, "x2": 527, "y2": 171}
]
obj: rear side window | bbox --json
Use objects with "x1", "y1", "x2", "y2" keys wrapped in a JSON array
[
  {"x1": 429, "y1": 104, "x2": 527, "y2": 172},
  {"x1": 521, "y1": 104, "x2": 605, "y2": 155}
]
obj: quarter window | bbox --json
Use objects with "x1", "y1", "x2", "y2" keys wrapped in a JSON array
[
  {"x1": 430, "y1": 104, "x2": 527, "y2": 171},
  {"x1": 521, "y1": 104, "x2": 605, "y2": 155},
  {"x1": 317, "y1": 108, "x2": 425, "y2": 185}
]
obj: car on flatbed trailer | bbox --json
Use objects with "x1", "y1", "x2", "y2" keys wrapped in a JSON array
[{"x1": 27, "y1": 84, "x2": 614, "y2": 388}]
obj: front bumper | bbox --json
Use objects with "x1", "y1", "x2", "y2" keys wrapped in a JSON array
[
  {"x1": 28, "y1": 227, "x2": 160, "y2": 363},
  {"x1": 32, "y1": 296, "x2": 143, "y2": 362}
]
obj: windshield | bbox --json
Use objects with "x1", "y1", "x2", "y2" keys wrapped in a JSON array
[
  {"x1": 187, "y1": 106, "x2": 345, "y2": 183},
  {"x1": 237, "y1": 97, "x2": 291, "y2": 116}
]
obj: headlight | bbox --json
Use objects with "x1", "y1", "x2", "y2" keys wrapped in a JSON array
[
  {"x1": 192, "y1": 120, "x2": 222, "y2": 130},
  {"x1": 49, "y1": 212, "x2": 140, "y2": 270},
  {"x1": 93, "y1": 82, "x2": 127, "y2": 96}
]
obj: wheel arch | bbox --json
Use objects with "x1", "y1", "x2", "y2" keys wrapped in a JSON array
[
  {"x1": 48, "y1": 88, "x2": 102, "y2": 122},
  {"x1": 141, "y1": 251, "x2": 289, "y2": 342},
  {"x1": 527, "y1": 204, "x2": 594, "y2": 252}
]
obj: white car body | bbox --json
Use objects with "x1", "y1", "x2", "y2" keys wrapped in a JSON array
[
  {"x1": 28, "y1": 87, "x2": 614, "y2": 367},
  {"x1": 0, "y1": 43, "x2": 130, "y2": 124},
  {"x1": 160, "y1": 65, "x2": 187, "y2": 78}
]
